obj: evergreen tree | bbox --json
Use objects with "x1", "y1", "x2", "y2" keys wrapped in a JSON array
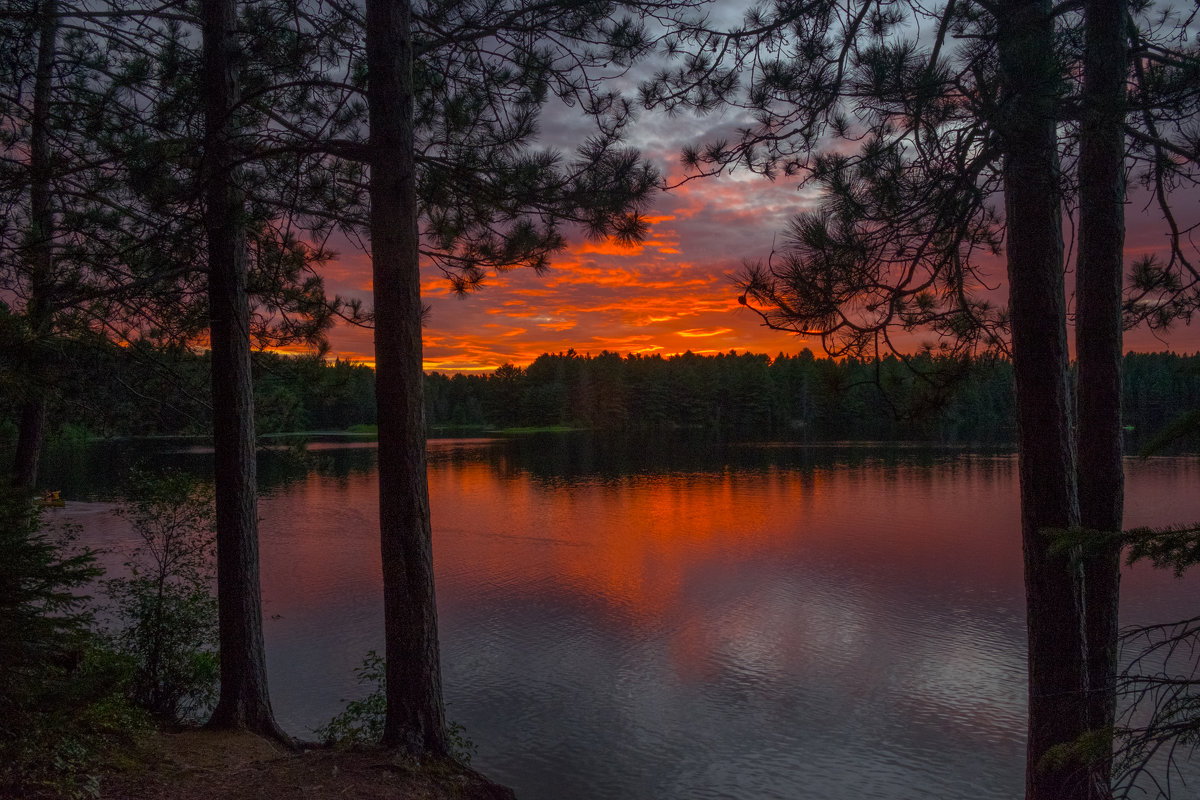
[
  {"x1": 197, "y1": 0, "x2": 286, "y2": 740},
  {"x1": 360, "y1": 0, "x2": 705, "y2": 754},
  {"x1": 643, "y1": 2, "x2": 1197, "y2": 796},
  {"x1": 0, "y1": 0, "x2": 201, "y2": 487},
  {"x1": 1075, "y1": 0, "x2": 1130, "y2": 779},
  {"x1": 0, "y1": 491, "x2": 145, "y2": 799}
]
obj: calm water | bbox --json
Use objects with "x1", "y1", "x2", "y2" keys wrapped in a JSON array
[{"x1": 47, "y1": 434, "x2": 1200, "y2": 800}]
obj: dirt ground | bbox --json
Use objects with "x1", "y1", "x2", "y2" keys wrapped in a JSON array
[{"x1": 101, "y1": 729, "x2": 517, "y2": 800}]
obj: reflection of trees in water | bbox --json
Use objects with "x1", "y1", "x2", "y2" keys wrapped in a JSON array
[
  {"x1": 257, "y1": 444, "x2": 379, "y2": 490},
  {"x1": 36, "y1": 440, "x2": 205, "y2": 500},
  {"x1": 35, "y1": 437, "x2": 383, "y2": 498},
  {"x1": 487, "y1": 431, "x2": 1012, "y2": 488},
  {"x1": 35, "y1": 432, "x2": 1015, "y2": 499}
]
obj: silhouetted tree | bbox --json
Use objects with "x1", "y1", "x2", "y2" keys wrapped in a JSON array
[
  {"x1": 1075, "y1": 0, "x2": 1130, "y2": 781},
  {"x1": 0, "y1": 0, "x2": 201, "y2": 487},
  {"x1": 365, "y1": 0, "x2": 447, "y2": 753},
  {"x1": 643, "y1": 1, "x2": 1195, "y2": 795},
  {"x1": 362, "y1": 0, "x2": 706, "y2": 753},
  {"x1": 6, "y1": 0, "x2": 56, "y2": 490},
  {"x1": 199, "y1": 0, "x2": 286, "y2": 740}
]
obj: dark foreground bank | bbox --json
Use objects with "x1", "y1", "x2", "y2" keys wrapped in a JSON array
[{"x1": 103, "y1": 729, "x2": 516, "y2": 800}]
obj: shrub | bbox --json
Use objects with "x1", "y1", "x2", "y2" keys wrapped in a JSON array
[
  {"x1": 314, "y1": 650, "x2": 387, "y2": 747},
  {"x1": 0, "y1": 491, "x2": 148, "y2": 799},
  {"x1": 316, "y1": 650, "x2": 476, "y2": 764},
  {"x1": 104, "y1": 469, "x2": 218, "y2": 723}
]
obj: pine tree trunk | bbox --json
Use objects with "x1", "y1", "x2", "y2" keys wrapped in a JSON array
[
  {"x1": 11, "y1": 0, "x2": 57, "y2": 491},
  {"x1": 996, "y1": 1, "x2": 1088, "y2": 798},
  {"x1": 1077, "y1": 0, "x2": 1128, "y2": 791},
  {"x1": 366, "y1": 0, "x2": 448, "y2": 756},
  {"x1": 199, "y1": 0, "x2": 285, "y2": 742},
  {"x1": 12, "y1": 397, "x2": 47, "y2": 491}
]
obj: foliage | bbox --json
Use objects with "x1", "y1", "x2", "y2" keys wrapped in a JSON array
[
  {"x1": 1124, "y1": 524, "x2": 1200, "y2": 579},
  {"x1": 446, "y1": 719, "x2": 477, "y2": 767},
  {"x1": 1039, "y1": 727, "x2": 1117, "y2": 774},
  {"x1": 1112, "y1": 615, "x2": 1200, "y2": 799},
  {"x1": 315, "y1": 651, "x2": 387, "y2": 748},
  {"x1": 0, "y1": 0, "x2": 369, "y2": 491},
  {"x1": 316, "y1": 650, "x2": 476, "y2": 764},
  {"x1": 1046, "y1": 382, "x2": 1200, "y2": 796},
  {"x1": 0, "y1": 491, "x2": 148, "y2": 799},
  {"x1": 644, "y1": 0, "x2": 1198, "y2": 355},
  {"x1": 1133, "y1": 358, "x2": 1200, "y2": 458},
  {"x1": 13, "y1": 343, "x2": 1200, "y2": 445},
  {"x1": 104, "y1": 469, "x2": 219, "y2": 723},
  {"x1": 1137, "y1": 411, "x2": 1200, "y2": 459},
  {"x1": 427, "y1": 348, "x2": 1015, "y2": 438},
  {"x1": 1110, "y1": 467, "x2": 1200, "y2": 797}
]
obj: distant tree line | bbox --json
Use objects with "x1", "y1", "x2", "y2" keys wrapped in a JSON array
[
  {"x1": 426, "y1": 349, "x2": 1018, "y2": 440},
  {"x1": 6, "y1": 342, "x2": 1200, "y2": 445},
  {"x1": 0, "y1": 337, "x2": 375, "y2": 438},
  {"x1": 428, "y1": 350, "x2": 1200, "y2": 444}
]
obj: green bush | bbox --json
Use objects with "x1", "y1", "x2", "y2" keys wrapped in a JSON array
[
  {"x1": 316, "y1": 650, "x2": 476, "y2": 764},
  {"x1": 104, "y1": 469, "x2": 218, "y2": 723},
  {"x1": 0, "y1": 492, "x2": 148, "y2": 799},
  {"x1": 54, "y1": 422, "x2": 93, "y2": 446},
  {"x1": 315, "y1": 650, "x2": 387, "y2": 747}
]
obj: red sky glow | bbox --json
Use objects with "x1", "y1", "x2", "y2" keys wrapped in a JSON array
[{"x1": 315, "y1": 152, "x2": 1199, "y2": 372}]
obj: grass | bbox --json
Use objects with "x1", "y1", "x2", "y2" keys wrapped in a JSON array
[
  {"x1": 427, "y1": 424, "x2": 585, "y2": 435},
  {"x1": 491, "y1": 425, "x2": 583, "y2": 434}
]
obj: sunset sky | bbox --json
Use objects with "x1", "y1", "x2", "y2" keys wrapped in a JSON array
[{"x1": 311, "y1": 104, "x2": 1200, "y2": 373}]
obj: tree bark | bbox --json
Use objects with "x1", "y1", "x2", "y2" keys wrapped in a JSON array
[
  {"x1": 996, "y1": 1, "x2": 1088, "y2": 798},
  {"x1": 199, "y1": 0, "x2": 286, "y2": 741},
  {"x1": 366, "y1": 0, "x2": 448, "y2": 755},
  {"x1": 11, "y1": 0, "x2": 57, "y2": 491},
  {"x1": 1076, "y1": 0, "x2": 1128, "y2": 791}
]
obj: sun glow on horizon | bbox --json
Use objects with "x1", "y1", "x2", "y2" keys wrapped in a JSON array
[{"x1": 307, "y1": 175, "x2": 1199, "y2": 372}]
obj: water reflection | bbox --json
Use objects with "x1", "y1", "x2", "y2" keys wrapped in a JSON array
[
  {"x1": 423, "y1": 445, "x2": 1030, "y2": 799},
  {"x1": 47, "y1": 435, "x2": 1200, "y2": 800}
]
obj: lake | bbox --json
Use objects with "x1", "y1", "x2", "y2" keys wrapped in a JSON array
[{"x1": 46, "y1": 433, "x2": 1200, "y2": 800}]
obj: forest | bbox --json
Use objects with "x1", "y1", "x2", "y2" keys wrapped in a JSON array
[{"x1": 5, "y1": 343, "x2": 1200, "y2": 446}]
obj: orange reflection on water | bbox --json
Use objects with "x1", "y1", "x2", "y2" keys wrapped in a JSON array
[
  {"x1": 428, "y1": 456, "x2": 1024, "y2": 621},
  {"x1": 247, "y1": 447, "x2": 1200, "y2": 750},
  {"x1": 256, "y1": 450, "x2": 1199, "y2": 674},
  {"x1": 257, "y1": 452, "x2": 1029, "y2": 624}
]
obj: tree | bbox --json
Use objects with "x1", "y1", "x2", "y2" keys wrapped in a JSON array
[
  {"x1": 995, "y1": 7, "x2": 1088, "y2": 797},
  {"x1": 1098, "y1": 373, "x2": 1200, "y2": 797},
  {"x1": 642, "y1": 1, "x2": 1196, "y2": 796},
  {"x1": 1075, "y1": 0, "x2": 1129, "y2": 785},
  {"x1": 1, "y1": 0, "x2": 113, "y2": 488},
  {"x1": 365, "y1": 0, "x2": 447, "y2": 754},
  {"x1": 198, "y1": 0, "x2": 288, "y2": 741},
  {"x1": 358, "y1": 0, "x2": 704, "y2": 753},
  {"x1": 7, "y1": 0, "x2": 57, "y2": 490},
  {"x1": 0, "y1": 0, "x2": 211, "y2": 488},
  {"x1": 1120, "y1": 7, "x2": 1200, "y2": 329},
  {"x1": 105, "y1": 470, "x2": 218, "y2": 723},
  {"x1": 0, "y1": 490, "x2": 146, "y2": 799},
  {"x1": 1, "y1": 0, "x2": 359, "y2": 739}
]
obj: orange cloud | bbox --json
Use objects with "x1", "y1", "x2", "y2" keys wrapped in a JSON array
[
  {"x1": 677, "y1": 328, "x2": 734, "y2": 338},
  {"x1": 575, "y1": 239, "x2": 646, "y2": 256},
  {"x1": 306, "y1": 166, "x2": 1200, "y2": 372}
]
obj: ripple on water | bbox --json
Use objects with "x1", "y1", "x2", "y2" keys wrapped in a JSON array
[{"x1": 60, "y1": 443, "x2": 1200, "y2": 800}]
